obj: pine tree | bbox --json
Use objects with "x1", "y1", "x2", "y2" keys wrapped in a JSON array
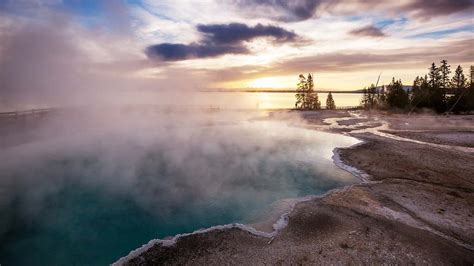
[
  {"x1": 467, "y1": 66, "x2": 474, "y2": 110},
  {"x1": 471, "y1": 66, "x2": 474, "y2": 85},
  {"x1": 427, "y1": 63, "x2": 446, "y2": 112},
  {"x1": 326, "y1": 92, "x2": 336, "y2": 109},
  {"x1": 360, "y1": 84, "x2": 379, "y2": 109},
  {"x1": 306, "y1": 73, "x2": 320, "y2": 109},
  {"x1": 410, "y1": 76, "x2": 420, "y2": 104},
  {"x1": 451, "y1": 65, "x2": 467, "y2": 90},
  {"x1": 386, "y1": 78, "x2": 409, "y2": 109},
  {"x1": 306, "y1": 73, "x2": 314, "y2": 109},
  {"x1": 295, "y1": 73, "x2": 320, "y2": 110},
  {"x1": 447, "y1": 65, "x2": 468, "y2": 113},
  {"x1": 417, "y1": 75, "x2": 431, "y2": 109},
  {"x1": 439, "y1": 59, "x2": 451, "y2": 89},
  {"x1": 428, "y1": 62, "x2": 441, "y2": 88},
  {"x1": 295, "y1": 74, "x2": 306, "y2": 109},
  {"x1": 377, "y1": 85, "x2": 387, "y2": 107},
  {"x1": 367, "y1": 84, "x2": 377, "y2": 108},
  {"x1": 410, "y1": 75, "x2": 430, "y2": 109}
]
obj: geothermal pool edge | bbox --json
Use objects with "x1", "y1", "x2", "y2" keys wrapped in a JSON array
[{"x1": 112, "y1": 135, "x2": 370, "y2": 265}]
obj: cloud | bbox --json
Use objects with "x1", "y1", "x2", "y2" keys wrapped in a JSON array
[
  {"x1": 197, "y1": 23, "x2": 298, "y2": 44},
  {"x1": 206, "y1": 38, "x2": 474, "y2": 83},
  {"x1": 146, "y1": 23, "x2": 300, "y2": 61},
  {"x1": 226, "y1": 0, "x2": 474, "y2": 21},
  {"x1": 227, "y1": 0, "x2": 323, "y2": 22},
  {"x1": 349, "y1": 25, "x2": 386, "y2": 37},
  {"x1": 403, "y1": 0, "x2": 473, "y2": 18},
  {"x1": 0, "y1": 13, "x2": 202, "y2": 109},
  {"x1": 274, "y1": 40, "x2": 474, "y2": 73},
  {"x1": 145, "y1": 43, "x2": 247, "y2": 61}
]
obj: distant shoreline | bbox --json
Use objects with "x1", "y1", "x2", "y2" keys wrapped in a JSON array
[{"x1": 200, "y1": 89, "x2": 364, "y2": 93}]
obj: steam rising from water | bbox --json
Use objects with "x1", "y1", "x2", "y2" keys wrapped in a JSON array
[
  {"x1": 0, "y1": 109, "x2": 359, "y2": 265},
  {"x1": 0, "y1": 13, "x2": 214, "y2": 111},
  {"x1": 0, "y1": 8, "x2": 360, "y2": 266}
]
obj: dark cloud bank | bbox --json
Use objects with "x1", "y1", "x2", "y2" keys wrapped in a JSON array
[
  {"x1": 146, "y1": 23, "x2": 300, "y2": 61},
  {"x1": 228, "y1": 0, "x2": 324, "y2": 21},
  {"x1": 227, "y1": 0, "x2": 473, "y2": 21}
]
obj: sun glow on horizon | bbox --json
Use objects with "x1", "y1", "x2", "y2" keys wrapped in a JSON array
[{"x1": 246, "y1": 76, "x2": 294, "y2": 89}]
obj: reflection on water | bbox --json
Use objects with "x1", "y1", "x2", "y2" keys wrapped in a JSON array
[
  {"x1": 1, "y1": 92, "x2": 363, "y2": 112},
  {"x1": 0, "y1": 114, "x2": 359, "y2": 265},
  {"x1": 252, "y1": 92, "x2": 362, "y2": 109}
]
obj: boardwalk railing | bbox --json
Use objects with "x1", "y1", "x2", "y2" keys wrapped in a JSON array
[
  {"x1": 0, "y1": 108, "x2": 53, "y2": 119},
  {"x1": 292, "y1": 106, "x2": 362, "y2": 111},
  {"x1": 331, "y1": 105, "x2": 362, "y2": 110}
]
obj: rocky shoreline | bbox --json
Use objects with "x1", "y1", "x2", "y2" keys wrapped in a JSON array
[{"x1": 116, "y1": 111, "x2": 474, "y2": 265}]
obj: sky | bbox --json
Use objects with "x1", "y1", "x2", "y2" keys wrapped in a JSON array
[{"x1": 0, "y1": 0, "x2": 473, "y2": 105}]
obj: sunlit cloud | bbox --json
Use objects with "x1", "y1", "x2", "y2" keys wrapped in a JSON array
[{"x1": 0, "y1": 0, "x2": 472, "y2": 106}]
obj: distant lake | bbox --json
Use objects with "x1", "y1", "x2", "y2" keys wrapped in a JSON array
[
  {"x1": 159, "y1": 92, "x2": 363, "y2": 110},
  {"x1": 235, "y1": 92, "x2": 363, "y2": 109},
  {"x1": 0, "y1": 92, "x2": 364, "y2": 112}
]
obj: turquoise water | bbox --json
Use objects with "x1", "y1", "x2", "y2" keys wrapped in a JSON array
[{"x1": 0, "y1": 119, "x2": 359, "y2": 265}]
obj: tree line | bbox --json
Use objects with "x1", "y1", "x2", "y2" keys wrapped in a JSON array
[
  {"x1": 295, "y1": 73, "x2": 336, "y2": 110},
  {"x1": 361, "y1": 60, "x2": 474, "y2": 113}
]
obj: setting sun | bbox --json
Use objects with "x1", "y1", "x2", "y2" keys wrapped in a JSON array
[
  {"x1": 247, "y1": 76, "x2": 294, "y2": 89},
  {"x1": 249, "y1": 77, "x2": 279, "y2": 88}
]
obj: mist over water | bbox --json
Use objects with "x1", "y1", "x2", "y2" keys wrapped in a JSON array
[
  {"x1": 0, "y1": 109, "x2": 359, "y2": 265},
  {"x1": 1, "y1": 0, "x2": 472, "y2": 264},
  {"x1": 0, "y1": 10, "x2": 360, "y2": 266}
]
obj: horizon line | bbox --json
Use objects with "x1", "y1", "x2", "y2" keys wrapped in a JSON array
[{"x1": 201, "y1": 88, "x2": 364, "y2": 93}]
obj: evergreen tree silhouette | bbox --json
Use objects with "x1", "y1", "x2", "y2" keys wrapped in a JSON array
[
  {"x1": 451, "y1": 65, "x2": 466, "y2": 91},
  {"x1": 386, "y1": 78, "x2": 409, "y2": 109},
  {"x1": 368, "y1": 84, "x2": 377, "y2": 108},
  {"x1": 326, "y1": 92, "x2": 336, "y2": 109},
  {"x1": 428, "y1": 62, "x2": 446, "y2": 112},
  {"x1": 428, "y1": 62, "x2": 441, "y2": 88},
  {"x1": 467, "y1": 66, "x2": 474, "y2": 110},
  {"x1": 306, "y1": 73, "x2": 321, "y2": 109},
  {"x1": 448, "y1": 65, "x2": 471, "y2": 112},
  {"x1": 360, "y1": 84, "x2": 378, "y2": 109},
  {"x1": 295, "y1": 74, "x2": 307, "y2": 109},
  {"x1": 411, "y1": 75, "x2": 431, "y2": 109},
  {"x1": 306, "y1": 73, "x2": 314, "y2": 109},
  {"x1": 439, "y1": 59, "x2": 451, "y2": 89}
]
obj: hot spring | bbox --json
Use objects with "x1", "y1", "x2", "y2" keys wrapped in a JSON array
[{"x1": 0, "y1": 109, "x2": 360, "y2": 265}]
